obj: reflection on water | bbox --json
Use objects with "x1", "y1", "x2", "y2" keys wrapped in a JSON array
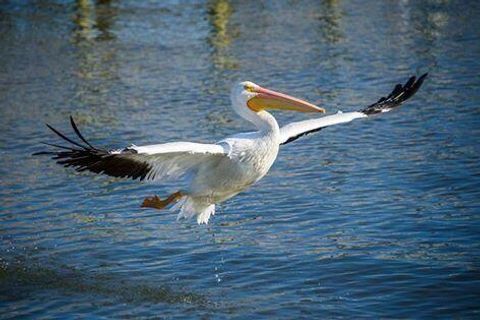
[
  {"x1": 1, "y1": 0, "x2": 480, "y2": 318},
  {"x1": 207, "y1": 0, "x2": 239, "y2": 70},
  {"x1": 71, "y1": 0, "x2": 121, "y2": 125},
  {"x1": 207, "y1": 0, "x2": 233, "y2": 48},
  {"x1": 73, "y1": 0, "x2": 96, "y2": 41},
  {"x1": 316, "y1": 0, "x2": 344, "y2": 44},
  {"x1": 72, "y1": 0, "x2": 117, "y2": 42},
  {"x1": 94, "y1": 0, "x2": 117, "y2": 42}
]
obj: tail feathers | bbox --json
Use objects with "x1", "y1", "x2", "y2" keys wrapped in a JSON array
[
  {"x1": 197, "y1": 205, "x2": 215, "y2": 224},
  {"x1": 172, "y1": 197, "x2": 215, "y2": 224}
]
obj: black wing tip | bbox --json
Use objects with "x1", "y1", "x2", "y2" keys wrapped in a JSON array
[
  {"x1": 69, "y1": 116, "x2": 98, "y2": 150},
  {"x1": 69, "y1": 116, "x2": 77, "y2": 130},
  {"x1": 40, "y1": 116, "x2": 103, "y2": 152},
  {"x1": 45, "y1": 122, "x2": 55, "y2": 132},
  {"x1": 32, "y1": 151, "x2": 54, "y2": 156},
  {"x1": 35, "y1": 117, "x2": 152, "y2": 181},
  {"x1": 35, "y1": 116, "x2": 94, "y2": 156},
  {"x1": 417, "y1": 72, "x2": 428, "y2": 85},
  {"x1": 361, "y1": 72, "x2": 428, "y2": 115}
]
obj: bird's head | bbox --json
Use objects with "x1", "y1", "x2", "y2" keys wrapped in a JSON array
[{"x1": 230, "y1": 81, "x2": 325, "y2": 117}]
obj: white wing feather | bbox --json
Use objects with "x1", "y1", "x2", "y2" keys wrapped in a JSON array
[
  {"x1": 131, "y1": 142, "x2": 226, "y2": 155},
  {"x1": 124, "y1": 142, "x2": 229, "y2": 181},
  {"x1": 279, "y1": 111, "x2": 366, "y2": 145}
]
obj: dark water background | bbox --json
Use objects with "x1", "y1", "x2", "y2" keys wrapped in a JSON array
[{"x1": 1, "y1": 0, "x2": 480, "y2": 318}]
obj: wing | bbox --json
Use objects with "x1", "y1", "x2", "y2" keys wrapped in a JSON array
[
  {"x1": 34, "y1": 117, "x2": 229, "y2": 181},
  {"x1": 279, "y1": 73, "x2": 428, "y2": 145}
]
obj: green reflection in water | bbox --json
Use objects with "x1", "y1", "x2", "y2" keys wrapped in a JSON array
[
  {"x1": 72, "y1": 0, "x2": 95, "y2": 41},
  {"x1": 72, "y1": 0, "x2": 117, "y2": 42},
  {"x1": 317, "y1": 0, "x2": 344, "y2": 44},
  {"x1": 207, "y1": 0, "x2": 239, "y2": 70},
  {"x1": 70, "y1": 0, "x2": 121, "y2": 125}
]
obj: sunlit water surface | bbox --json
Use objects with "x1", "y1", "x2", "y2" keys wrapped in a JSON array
[{"x1": 1, "y1": 0, "x2": 479, "y2": 318}]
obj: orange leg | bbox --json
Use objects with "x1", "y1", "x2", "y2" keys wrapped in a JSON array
[{"x1": 141, "y1": 191, "x2": 183, "y2": 210}]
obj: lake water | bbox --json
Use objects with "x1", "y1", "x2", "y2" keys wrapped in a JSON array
[{"x1": 1, "y1": 0, "x2": 479, "y2": 318}]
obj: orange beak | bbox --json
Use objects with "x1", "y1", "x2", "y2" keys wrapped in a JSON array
[{"x1": 247, "y1": 86, "x2": 325, "y2": 113}]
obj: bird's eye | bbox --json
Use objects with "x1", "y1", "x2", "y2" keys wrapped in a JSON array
[{"x1": 244, "y1": 84, "x2": 255, "y2": 92}]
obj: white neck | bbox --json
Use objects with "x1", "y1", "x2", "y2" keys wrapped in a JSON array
[
  {"x1": 231, "y1": 99, "x2": 279, "y2": 134},
  {"x1": 251, "y1": 110, "x2": 279, "y2": 133}
]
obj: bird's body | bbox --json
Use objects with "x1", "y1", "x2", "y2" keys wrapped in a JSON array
[
  {"x1": 202, "y1": 133, "x2": 278, "y2": 202},
  {"x1": 136, "y1": 111, "x2": 283, "y2": 223},
  {"x1": 36, "y1": 74, "x2": 427, "y2": 224},
  {"x1": 216, "y1": 113, "x2": 280, "y2": 195},
  {"x1": 182, "y1": 131, "x2": 279, "y2": 223}
]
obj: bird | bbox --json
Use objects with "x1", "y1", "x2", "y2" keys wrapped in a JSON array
[{"x1": 35, "y1": 73, "x2": 428, "y2": 224}]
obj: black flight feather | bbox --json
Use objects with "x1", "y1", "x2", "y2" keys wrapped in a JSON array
[
  {"x1": 361, "y1": 73, "x2": 428, "y2": 115},
  {"x1": 34, "y1": 117, "x2": 153, "y2": 181},
  {"x1": 69, "y1": 116, "x2": 98, "y2": 150}
]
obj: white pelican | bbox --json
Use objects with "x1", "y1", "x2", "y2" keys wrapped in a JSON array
[{"x1": 36, "y1": 74, "x2": 427, "y2": 224}]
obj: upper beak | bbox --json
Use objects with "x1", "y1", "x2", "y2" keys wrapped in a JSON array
[{"x1": 247, "y1": 86, "x2": 325, "y2": 113}]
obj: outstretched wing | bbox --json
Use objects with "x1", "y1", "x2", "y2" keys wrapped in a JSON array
[
  {"x1": 279, "y1": 73, "x2": 428, "y2": 145},
  {"x1": 34, "y1": 117, "x2": 229, "y2": 181}
]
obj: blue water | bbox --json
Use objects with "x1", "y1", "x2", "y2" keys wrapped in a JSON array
[{"x1": 1, "y1": 0, "x2": 480, "y2": 318}]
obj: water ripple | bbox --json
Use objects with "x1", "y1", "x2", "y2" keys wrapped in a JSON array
[{"x1": 1, "y1": 0, "x2": 480, "y2": 318}]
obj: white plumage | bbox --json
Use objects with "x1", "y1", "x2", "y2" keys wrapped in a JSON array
[{"x1": 36, "y1": 74, "x2": 427, "y2": 224}]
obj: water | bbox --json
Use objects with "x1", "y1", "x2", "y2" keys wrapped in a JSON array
[{"x1": 1, "y1": 0, "x2": 479, "y2": 318}]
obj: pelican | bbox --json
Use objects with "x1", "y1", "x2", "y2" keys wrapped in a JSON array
[{"x1": 35, "y1": 73, "x2": 427, "y2": 224}]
